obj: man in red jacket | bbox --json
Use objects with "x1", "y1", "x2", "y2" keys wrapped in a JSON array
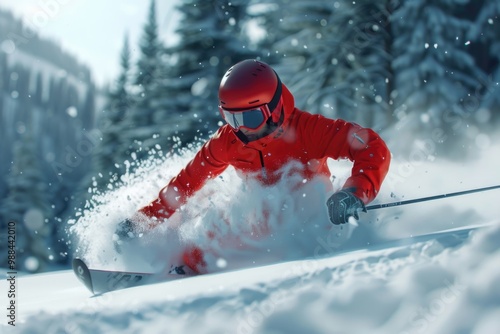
[{"x1": 117, "y1": 59, "x2": 391, "y2": 273}]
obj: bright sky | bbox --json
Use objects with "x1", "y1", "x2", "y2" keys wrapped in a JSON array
[{"x1": 1, "y1": 0, "x2": 179, "y2": 86}]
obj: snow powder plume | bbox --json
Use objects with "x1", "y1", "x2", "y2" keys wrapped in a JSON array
[
  {"x1": 67, "y1": 141, "x2": 202, "y2": 272},
  {"x1": 67, "y1": 140, "x2": 374, "y2": 275}
]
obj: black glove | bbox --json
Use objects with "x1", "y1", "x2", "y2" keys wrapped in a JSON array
[
  {"x1": 114, "y1": 219, "x2": 137, "y2": 239},
  {"x1": 113, "y1": 219, "x2": 140, "y2": 253},
  {"x1": 326, "y1": 189, "x2": 366, "y2": 225}
]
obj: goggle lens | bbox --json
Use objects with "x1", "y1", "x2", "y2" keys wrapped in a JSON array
[{"x1": 220, "y1": 106, "x2": 270, "y2": 130}]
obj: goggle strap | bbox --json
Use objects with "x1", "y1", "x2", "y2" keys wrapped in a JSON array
[
  {"x1": 268, "y1": 73, "x2": 282, "y2": 112},
  {"x1": 271, "y1": 97, "x2": 283, "y2": 123}
]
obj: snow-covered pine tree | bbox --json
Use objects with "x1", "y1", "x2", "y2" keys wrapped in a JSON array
[
  {"x1": 266, "y1": 0, "x2": 329, "y2": 111},
  {"x1": 246, "y1": 0, "x2": 288, "y2": 64},
  {"x1": 121, "y1": 0, "x2": 165, "y2": 160},
  {"x1": 151, "y1": 51, "x2": 199, "y2": 148},
  {"x1": 156, "y1": 0, "x2": 259, "y2": 146},
  {"x1": 469, "y1": 0, "x2": 500, "y2": 128},
  {"x1": 0, "y1": 135, "x2": 52, "y2": 272},
  {"x1": 0, "y1": 53, "x2": 7, "y2": 198},
  {"x1": 269, "y1": 0, "x2": 394, "y2": 129},
  {"x1": 0, "y1": 51, "x2": 5, "y2": 105},
  {"x1": 349, "y1": 0, "x2": 396, "y2": 129},
  {"x1": 87, "y1": 35, "x2": 134, "y2": 192},
  {"x1": 391, "y1": 0, "x2": 486, "y2": 154}
]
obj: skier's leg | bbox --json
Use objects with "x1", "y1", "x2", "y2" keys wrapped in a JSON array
[{"x1": 181, "y1": 245, "x2": 207, "y2": 274}]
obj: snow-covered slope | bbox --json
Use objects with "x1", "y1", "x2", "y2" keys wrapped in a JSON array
[
  {"x1": 1, "y1": 142, "x2": 500, "y2": 333},
  {"x1": 2, "y1": 221, "x2": 500, "y2": 334}
]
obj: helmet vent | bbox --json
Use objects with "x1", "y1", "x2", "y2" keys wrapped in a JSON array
[
  {"x1": 252, "y1": 67, "x2": 264, "y2": 76},
  {"x1": 224, "y1": 67, "x2": 234, "y2": 77}
]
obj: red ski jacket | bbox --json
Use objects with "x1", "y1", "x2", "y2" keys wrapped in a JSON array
[{"x1": 139, "y1": 84, "x2": 391, "y2": 223}]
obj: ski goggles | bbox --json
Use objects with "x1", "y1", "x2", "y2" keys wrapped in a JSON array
[{"x1": 219, "y1": 97, "x2": 283, "y2": 131}]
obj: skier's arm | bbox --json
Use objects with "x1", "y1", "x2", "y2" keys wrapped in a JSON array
[
  {"x1": 138, "y1": 136, "x2": 229, "y2": 226},
  {"x1": 307, "y1": 115, "x2": 391, "y2": 204},
  {"x1": 339, "y1": 123, "x2": 391, "y2": 204}
]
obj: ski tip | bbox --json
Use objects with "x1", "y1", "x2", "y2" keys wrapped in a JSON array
[{"x1": 72, "y1": 258, "x2": 95, "y2": 294}]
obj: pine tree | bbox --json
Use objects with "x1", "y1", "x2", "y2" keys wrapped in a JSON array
[
  {"x1": 80, "y1": 84, "x2": 95, "y2": 131},
  {"x1": 350, "y1": 0, "x2": 396, "y2": 129},
  {"x1": 89, "y1": 35, "x2": 134, "y2": 191},
  {"x1": 267, "y1": 0, "x2": 394, "y2": 128},
  {"x1": 469, "y1": 0, "x2": 500, "y2": 127},
  {"x1": 0, "y1": 51, "x2": 6, "y2": 93},
  {"x1": 280, "y1": 0, "x2": 359, "y2": 117},
  {"x1": 0, "y1": 53, "x2": 6, "y2": 202},
  {"x1": 392, "y1": 0, "x2": 485, "y2": 150},
  {"x1": 0, "y1": 135, "x2": 52, "y2": 272},
  {"x1": 156, "y1": 0, "x2": 259, "y2": 146},
  {"x1": 33, "y1": 72, "x2": 44, "y2": 106},
  {"x1": 247, "y1": 0, "x2": 289, "y2": 64},
  {"x1": 121, "y1": 0, "x2": 164, "y2": 159},
  {"x1": 135, "y1": 0, "x2": 162, "y2": 108}
]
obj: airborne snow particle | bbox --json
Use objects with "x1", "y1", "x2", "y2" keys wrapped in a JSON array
[
  {"x1": 25, "y1": 256, "x2": 40, "y2": 272},
  {"x1": 216, "y1": 258, "x2": 228, "y2": 268},
  {"x1": 1, "y1": 39, "x2": 16, "y2": 54},
  {"x1": 24, "y1": 208, "x2": 45, "y2": 231}
]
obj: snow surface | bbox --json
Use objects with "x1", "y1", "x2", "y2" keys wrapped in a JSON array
[{"x1": 1, "y1": 141, "x2": 500, "y2": 334}]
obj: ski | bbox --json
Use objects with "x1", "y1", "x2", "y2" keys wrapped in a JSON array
[
  {"x1": 72, "y1": 258, "x2": 195, "y2": 295},
  {"x1": 72, "y1": 258, "x2": 156, "y2": 294}
]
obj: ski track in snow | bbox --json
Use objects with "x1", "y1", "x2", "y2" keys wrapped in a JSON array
[{"x1": 1, "y1": 143, "x2": 500, "y2": 333}]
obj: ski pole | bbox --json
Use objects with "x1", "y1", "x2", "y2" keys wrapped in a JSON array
[{"x1": 366, "y1": 184, "x2": 500, "y2": 211}]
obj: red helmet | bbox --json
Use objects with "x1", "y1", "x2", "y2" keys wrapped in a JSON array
[{"x1": 219, "y1": 60, "x2": 283, "y2": 131}]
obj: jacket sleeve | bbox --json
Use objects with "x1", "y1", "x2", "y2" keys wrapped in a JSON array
[
  {"x1": 139, "y1": 133, "x2": 229, "y2": 222},
  {"x1": 305, "y1": 115, "x2": 391, "y2": 204}
]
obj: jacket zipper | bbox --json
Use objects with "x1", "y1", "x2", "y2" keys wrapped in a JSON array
[
  {"x1": 258, "y1": 150, "x2": 267, "y2": 180},
  {"x1": 245, "y1": 145, "x2": 267, "y2": 181}
]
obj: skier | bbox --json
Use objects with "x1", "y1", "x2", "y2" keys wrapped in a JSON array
[{"x1": 116, "y1": 59, "x2": 391, "y2": 274}]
